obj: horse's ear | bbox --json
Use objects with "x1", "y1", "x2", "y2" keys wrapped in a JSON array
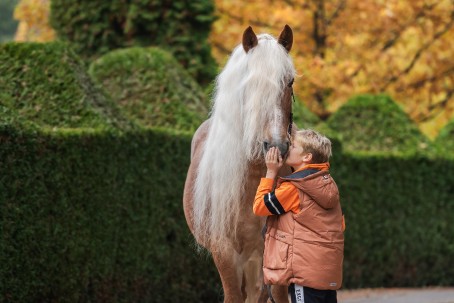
[
  {"x1": 242, "y1": 26, "x2": 258, "y2": 53},
  {"x1": 278, "y1": 24, "x2": 293, "y2": 52}
]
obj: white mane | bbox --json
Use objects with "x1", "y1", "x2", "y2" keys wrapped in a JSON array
[{"x1": 193, "y1": 34, "x2": 296, "y2": 249}]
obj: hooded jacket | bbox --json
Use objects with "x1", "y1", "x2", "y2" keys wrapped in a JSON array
[{"x1": 257, "y1": 169, "x2": 344, "y2": 290}]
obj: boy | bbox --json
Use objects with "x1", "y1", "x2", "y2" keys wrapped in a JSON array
[{"x1": 253, "y1": 129, "x2": 344, "y2": 303}]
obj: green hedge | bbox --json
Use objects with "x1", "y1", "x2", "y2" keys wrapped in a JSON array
[
  {"x1": 331, "y1": 152, "x2": 454, "y2": 288},
  {"x1": 326, "y1": 94, "x2": 430, "y2": 154},
  {"x1": 0, "y1": 127, "x2": 221, "y2": 302},
  {"x1": 1, "y1": 127, "x2": 453, "y2": 301},
  {"x1": 50, "y1": 0, "x2": 217, "y2": 84},
  {"x1": 0, "y1": 42, "x2": 133, "y2": 131},
  {"x1": 292, "y1": 95, "x2": 321, "y2": 129},
  {"x1": 435, "y1": 118, "x2": 454, "y2": 156},
  {"x1": 89, "y1": 47, "x2": 208, "y2": 132},
  {"x1": 0, "y1": 42, "x2": 220, "y2": 302}
]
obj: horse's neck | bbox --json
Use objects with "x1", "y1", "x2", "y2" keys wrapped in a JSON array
[
  {"x1": 245, "y1": 161, "x2": 293, "y2": 190},
  {"x1": 246, "y1": 160, "x2": 266, "y2": 180},
  {"x1": 242, "y1": 160, "x2": 267, "y2": 201}
]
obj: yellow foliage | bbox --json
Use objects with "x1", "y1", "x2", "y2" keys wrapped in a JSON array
[
  {"x1": 211, "y1": 0, "x2": 454, "y2": 138},
  {"x1": 14, "y1": 0, "x2": 54, "y2": 42}
]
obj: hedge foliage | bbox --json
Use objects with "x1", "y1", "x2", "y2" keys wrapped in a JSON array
[
  {"x1": 0, "y1": 42, "x2": 133, "y2": 131},
  {"x1": 0, "y1": 127, "x2": 221, "y2": 302},
  {"x1": 435, "y1": 118, "x2": 454, "y2": 155},
  {"x1": 50, "y1": 0, "x2": 217, "y2": 84},
  {"x1": 89, "y1": 47, "x2": 208, "y2": 132},
  {"x1": 292, "y1": 95, "x2": 321, "y2": 129},
  {"x1": 326, "y1": 94, "x2": 430, "y2": 154},
  {"x1": 1, "y1": 128, "x2": 453, "y2": 301},
  {"x1": 0, "y1": 42, "x2": 220, "y2": 301},
  {"x1": 331, "y1": 152, "x2": 454, "y2": 288}
]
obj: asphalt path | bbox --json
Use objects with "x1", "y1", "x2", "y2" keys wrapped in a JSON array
[{"x1": 338, "y1": 287, "x2": 454, "y2": 303}]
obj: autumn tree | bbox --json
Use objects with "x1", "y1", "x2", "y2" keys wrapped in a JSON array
[
  {"x1": 210, "y1": 0, "x2": 454, "y2": 138},
  {"x1": 14, "y1": 0, "x2": 54, "y2": 42}
]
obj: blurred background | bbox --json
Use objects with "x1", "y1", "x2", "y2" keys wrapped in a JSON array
[{"x1": 1, "y1": 0, "x2": 453, "y2": 138}]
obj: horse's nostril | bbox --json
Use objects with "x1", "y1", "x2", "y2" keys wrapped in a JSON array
[{"x1": 263, "y1": 141, "x2": 269, "y2": 150}]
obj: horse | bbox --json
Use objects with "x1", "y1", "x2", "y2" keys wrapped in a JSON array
[{"x1": 183, "y1": 25, "x2": 296, "y2": 303}]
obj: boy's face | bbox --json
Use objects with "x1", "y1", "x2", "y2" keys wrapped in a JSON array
[{"x1": 285, "y1": 141, "x2": 306, "y2": 168}]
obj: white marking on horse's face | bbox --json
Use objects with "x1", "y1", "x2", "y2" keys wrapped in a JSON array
[{"x1": 271, "y1": 105, "x2": 284, "y2": 144}]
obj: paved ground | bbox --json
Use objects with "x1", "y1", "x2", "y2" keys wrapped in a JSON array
[{"x1": 338, "y1": 287, "x2": 454, "y2": 303}]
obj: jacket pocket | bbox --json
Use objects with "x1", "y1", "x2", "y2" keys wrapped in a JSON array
[{"x1": 263, "y1": 230, "x2": 292, "y2": 270}]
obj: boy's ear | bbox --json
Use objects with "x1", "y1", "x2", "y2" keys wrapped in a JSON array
[{"x1": 303, "y1": 153, "x2": 312, "y2": 162}]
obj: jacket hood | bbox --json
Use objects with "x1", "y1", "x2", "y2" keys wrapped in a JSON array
[{"x1": 280, "y1": 170, "x2": 339, "y2": 209}]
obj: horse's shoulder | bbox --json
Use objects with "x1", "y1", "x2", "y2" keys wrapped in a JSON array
[{"x1": 191, "y1": 118, "x2": 212, "y2": 159}]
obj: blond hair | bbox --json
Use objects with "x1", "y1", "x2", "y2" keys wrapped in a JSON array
[{"x1": 293, "y1": 129, "x2": 332, "y2": 163}]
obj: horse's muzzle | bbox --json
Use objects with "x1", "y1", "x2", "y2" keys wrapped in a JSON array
[{"x1": 263, "y1": 140, "x2": 289, "y2": 158}]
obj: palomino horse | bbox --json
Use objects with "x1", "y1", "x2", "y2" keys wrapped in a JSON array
[{"x1": 183, "y1": 25, "x2": 296, "y2": 303}]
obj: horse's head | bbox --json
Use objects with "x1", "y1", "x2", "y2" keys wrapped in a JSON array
[{"x1": 241, "y1": 25, "x2": 296, "y2": 160}]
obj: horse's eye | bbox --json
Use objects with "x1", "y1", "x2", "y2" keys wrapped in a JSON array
[{"x1": 288, "y1": 78, "x2": 294, "y2": 87}]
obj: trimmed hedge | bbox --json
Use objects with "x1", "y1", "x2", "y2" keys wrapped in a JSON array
[
  {"x1": 0, "y1": 41, "x2": 220, "y2": 302},
  {"x1": 1, "y1": 127, "x2": 453, "y2": 301},
  {"x1": 435, "y1": 118, "x2": 454, "y2": 155},
  {"x1": 89, "y1": 47, "x2": 208, "y2": 132},
  {"x1": 0, "y1": 42, "x2": 133, "y2": 131},
  {"x1": 0, "y1": 126, "x2": 221, "y2": 302},
  {"x1": 292, "y1": 95, "x2": 321, "y2": 129},
  {"x1": 50, "y1": 0, "x2": 217, "y2": 84},
  {"x1": 331, "y1": 152, "x2": 454, "y2": 288},
  {"x1": 326, "y1": 94, "x2": 430, "y2": 154}
]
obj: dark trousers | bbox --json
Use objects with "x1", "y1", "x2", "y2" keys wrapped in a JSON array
[{"x1": 288, "y1": 284, "x2": 337, "y2": 303}]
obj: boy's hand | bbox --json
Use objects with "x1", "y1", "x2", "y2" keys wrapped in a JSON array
[{"x1": 265, "y1": 147, "x2": 283, "y2": 179}]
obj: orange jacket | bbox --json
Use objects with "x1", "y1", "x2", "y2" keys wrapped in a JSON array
[{"x1": 253, "y1": 168, "x2": 344, "y2": 290}]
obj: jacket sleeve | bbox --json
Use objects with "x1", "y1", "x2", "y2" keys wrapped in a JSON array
[{"x1": 253, "y1": 178, "x2": 300, "y2": 216}]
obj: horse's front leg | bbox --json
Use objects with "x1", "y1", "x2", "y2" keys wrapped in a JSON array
[
  {"x1": 241, "y1": 250, "x2": 289, "y2": 303},
  {"x1": 241, "y1": 249, "x2": 268, "y2": 303},
  {"x1": 270, "y1": 285, "x2": 289, "y2": 303},
  {"x1": 212, "y1": 246, "x2": 244, "y2": 303}
]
